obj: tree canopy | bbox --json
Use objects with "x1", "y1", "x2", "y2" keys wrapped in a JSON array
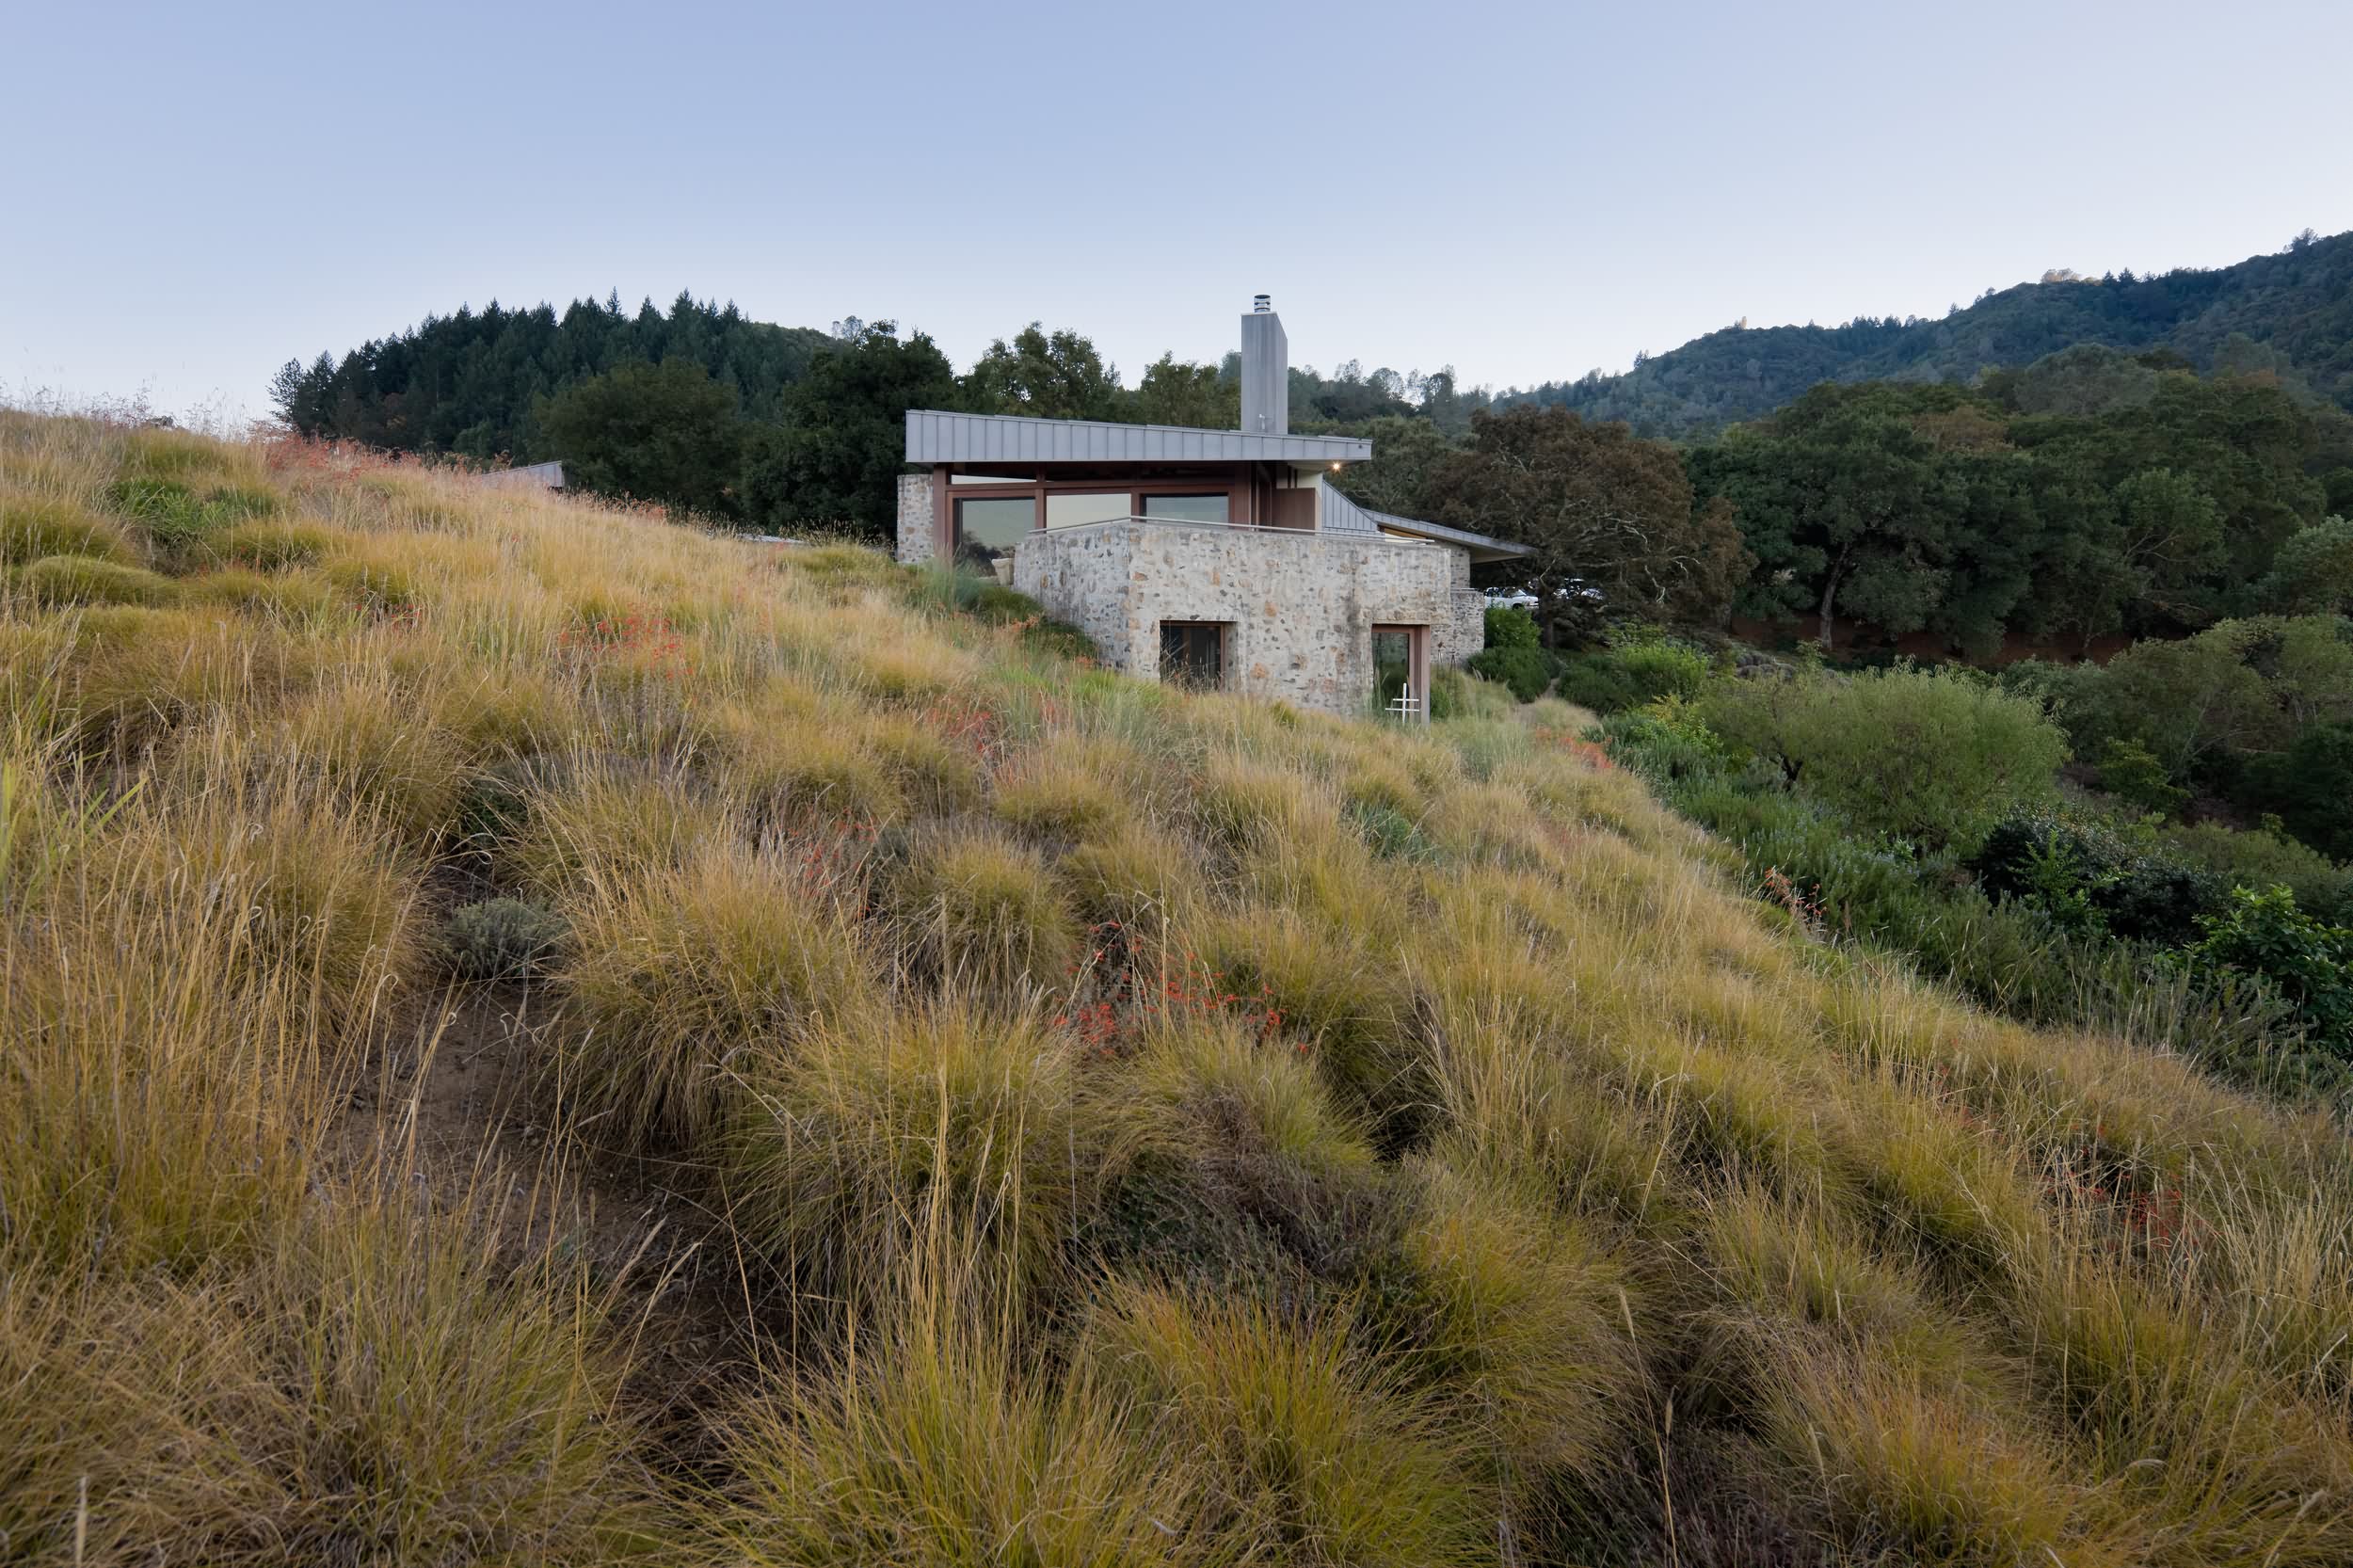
[
  {"x1": 1684, "y1": 368, "x2": 2343, "y2": 652},
  {"x1": 1420, "y1": 407, "x2": 1751, "y2": 633},
  {"x1": 538, "y1": 360, "x2": 745, "y2": 517}
]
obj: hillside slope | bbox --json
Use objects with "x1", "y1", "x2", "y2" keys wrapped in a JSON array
[
  {"x1": 1504, "y1": 228, "x2": 2353, "y2": 437},
  {"x1": 6, "y1": 412, "x2": 2353, "y2": 1565}
]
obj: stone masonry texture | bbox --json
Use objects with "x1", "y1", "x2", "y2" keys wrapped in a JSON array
[
  {"x1": 1013, "y1": 520, "x2": 1485, "y2": 716},
  {"x1": 894, "y1": 472, "x2": 936, "y2": 566}
]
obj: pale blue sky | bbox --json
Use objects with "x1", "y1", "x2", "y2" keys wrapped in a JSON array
[{"x1": 7, "y1": 0, "x2": 2350, "y2": 423}]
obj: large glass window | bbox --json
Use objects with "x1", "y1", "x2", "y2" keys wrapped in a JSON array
[
  {"x1": 952, "y1": 496, "x2": 1035, "y2": 565},
  {"x1": 1046, "y1": 491, "x2": 1131, "y2": 529},
  {"x1": 1142, "y1": 493, "x2": 1229, "y2": 525},
  {"x1": 1159, "y1": 622, "x2": 1226, "y2": 690}
]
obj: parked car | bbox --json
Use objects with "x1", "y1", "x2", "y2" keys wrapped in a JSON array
[{"x1": 1484, "y1": 581, "x2": 1605, "y2": 611}]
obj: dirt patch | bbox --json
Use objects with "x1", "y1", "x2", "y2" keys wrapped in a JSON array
[{"x1": 335, "y1": 984, "x2": 761, "y2": 1447}]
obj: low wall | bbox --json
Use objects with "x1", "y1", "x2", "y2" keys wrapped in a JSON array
[{"x1": 1013, "y1": 520, "x2": 1478, "y2": 714}]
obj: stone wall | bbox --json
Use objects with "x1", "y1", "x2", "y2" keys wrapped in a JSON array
[
  {"x1": 1013, "y1": 520, "x2": 1481, "y2": 716},
  {"x1": 894, "y1": 472, "x2": 936, "y2": 565}
]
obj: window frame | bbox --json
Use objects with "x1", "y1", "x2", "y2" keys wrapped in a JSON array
[{"x1": 1157, "y1": 619, "x2": 1229, "y2": 692}]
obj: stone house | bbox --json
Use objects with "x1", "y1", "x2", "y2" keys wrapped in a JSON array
[{"x1": 892, "y1": 298, "x2": 1526, "y2": 718}]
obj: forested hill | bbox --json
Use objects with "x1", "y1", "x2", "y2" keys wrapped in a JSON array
[
  {"x1": 272, "y1": 292, "x2": 834, "y2": 460},
  {"x1": 1498, "y1": 228, "x2": 2353, "y2": 438}
]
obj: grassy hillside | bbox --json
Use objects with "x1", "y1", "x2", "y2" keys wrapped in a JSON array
[
  {"x1": 1502, "y1": 228, "x2": 2353, "y2": 437},
  {"x1": 6, "y1": 410, "x2": 2353, "y2": 1566}
]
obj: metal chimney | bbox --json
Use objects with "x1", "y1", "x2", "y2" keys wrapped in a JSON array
[{"x1": 1239, "y1": 296, "x2": 1288, "y2": 434}]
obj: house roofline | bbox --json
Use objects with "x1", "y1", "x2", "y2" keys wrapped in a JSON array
[
  {"x1": 904, "y1": 409, "x2": 1370, "y2": 466},
  {"x1": 1359, "y1": 505, "x2": 1530, "y2": 561}
]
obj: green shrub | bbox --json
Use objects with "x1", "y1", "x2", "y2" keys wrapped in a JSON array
[
  {"x1": 2094, "y1": 616, "x2": 2351, "y2": 783},
  {"x1": 1999, "y1": 657, "x2": 2118, "y2": 757},
  {"x1": 1599, "y1": 702, "x2": 1732, "y2": 782},
  {"x1": 20, "y1": 554, "x2": 178, "y2": 607},
  {"x1": 2248, "y1": 720, "x2": 2353, "y2": 862},
  {"x1": 2255, "y1": 515, "x2": 2353, "y2": 616},
  {"x1": 1552, "y1": 641, "x2": 1707, "y2": 713},
  {"x1": 2096, "y1": 737, "x2": 2187, "y2": 816},
  {"x1": 1970, "y1": 811, "x2": 2221, "y2": 946},
  {"x1": 2160, "y1": 819, "x2": 2352, "y2": 923},
  {"x1": 1616, "y1": 640, "x2": 1709, "y2": 702},
  {"x1": 2174, "y1": 887, "x2": 2353, "y2": 1061},
  {"x1": 1465, "y1": 645, "x2": 1553, "y2": 703},
  {"x1": 1553, "y1": 652, "x2": 1642, "y2": 713},
  {"x1": 1697, "y1": 663, "x2": 2067, "y2": 851},
  {"x1": 440, "y1": 898, "x2": 566, "y2": 981},
  {"x1": 1482, "y1": 604, "x2": 1539, "y2": 649}
]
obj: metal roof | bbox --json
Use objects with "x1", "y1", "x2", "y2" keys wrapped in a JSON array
[
  {"x1": 1362, "y1": 505, "x2": 1530, "y2": 561},
  {"x1": 904, "y1": 409, "x2": 1370, "y2": 466},
  {"x1": 1319, "y1": 482, "x2": 1384, "y2": 537},
  {"x1": 1321, "y1": 483, "x2": 1529, "y2": 562}
]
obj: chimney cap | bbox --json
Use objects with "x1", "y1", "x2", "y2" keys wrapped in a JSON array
[{"x1": 1252, "y1": 294, "x2": 1272, "y2": 313}]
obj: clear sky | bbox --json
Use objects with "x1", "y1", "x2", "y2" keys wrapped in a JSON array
[{"x1": 7, "y1": 0, "x2": 2351, "y2": 424}]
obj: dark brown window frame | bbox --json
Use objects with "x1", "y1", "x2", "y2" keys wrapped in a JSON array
[
  {"x1": 1370, "y1": 622, "x2": 1432, "y2": 723},
  {"x1": 1157, "y1": 619, "x2": 1229, "y2": 692}
]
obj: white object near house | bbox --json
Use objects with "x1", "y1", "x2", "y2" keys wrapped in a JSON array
[
  {"x1": 473, "y1": 459, "x2": 566, "y2": 491},
  {"x1": 892, "y1": 299, "x2": 1527, "y2": 718}
]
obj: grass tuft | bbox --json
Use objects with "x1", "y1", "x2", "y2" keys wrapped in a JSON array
[
  {"x1": 19, "y1": 552, "x2": 177, "y2": 606},
  {"x1": 727, "y1": 1006, "x2": 1087, "y2": 1307},
  {"x1": 890, "y1": 824, "x2": 1081, "y2": 994},
  {"x1": 554, "y1": 838, "x2": 873, "y2": 1153},
  {"x1": 1, "y1": 490, "x2": 136, "y2": 565}
]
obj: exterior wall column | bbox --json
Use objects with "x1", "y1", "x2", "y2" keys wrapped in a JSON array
[{"x1": 894, "y1": 472, "x2": 937, "y2": 565}]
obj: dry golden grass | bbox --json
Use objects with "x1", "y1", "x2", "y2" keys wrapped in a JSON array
[{"x1": 5, "y1": 407, "x2": 2351, "y2": 1565}]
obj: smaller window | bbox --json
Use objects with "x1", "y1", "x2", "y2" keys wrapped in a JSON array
[
  {"x1": 1142, "y1": 493, "x2": 1230, "y2": 525},
  {"x1": 1159, "y1": 621, "x2": 1226, "y2": 690},
  {"x1": 1047, "y1": 491, "x2": 1131, "y2": 529}
]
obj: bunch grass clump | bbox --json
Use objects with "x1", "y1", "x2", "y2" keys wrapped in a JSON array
[
  {"x1": 554, "y1": 838, "x2": 873, "y2": 1152},
  {"x1": 1087, "y1": 1284, "x2": 1483, "y2": 1568},
  {"x1": 1, "y1": 490, "x2": 136, "y2": 564},
  {"x1": 18, "y1": 552, "x2": 177, "y2": 606},
  {"x1": 890, "y1": 824, "x2": 1080, "y2": 993},
  {"x1": 726, "y1": 1006, "x2": 1087, "y2": 1307}
]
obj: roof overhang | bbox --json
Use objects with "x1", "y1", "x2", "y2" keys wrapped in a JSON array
[
  {"x1": 905, "y1": 409, "x2": 1370, "y2": 468},
  {"x1": 1362, "y1": 506, "x2": 1530, "y2": 564}
]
